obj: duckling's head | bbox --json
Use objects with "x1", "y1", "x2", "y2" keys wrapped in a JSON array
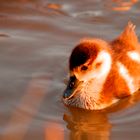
[{"x1": 63, "y1": 39, "x2": 113, "y2": 110}]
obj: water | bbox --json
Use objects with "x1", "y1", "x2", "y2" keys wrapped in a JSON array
[{"x1": 0, "y1": 0, "x2": 140, "y2": 140}]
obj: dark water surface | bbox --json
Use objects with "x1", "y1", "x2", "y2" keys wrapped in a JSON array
[{"x1": 0, "y1": 0, "x2": 140, "y2": 140}]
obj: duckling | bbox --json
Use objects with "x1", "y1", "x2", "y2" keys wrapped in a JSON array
[{"x1": 63, "y1": 22, "x2": 140, "y2": 110}]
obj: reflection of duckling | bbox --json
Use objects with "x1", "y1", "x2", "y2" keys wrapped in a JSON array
[
  {"x1": 63, "y1": 22, "x2": 140, "y2": 110},
  {"x1": 63, "y1": 107, "x2": 111, "y2": 140}
]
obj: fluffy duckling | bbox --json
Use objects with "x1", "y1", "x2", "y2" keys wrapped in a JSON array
[{"x1": 63, "y1": 22, "x2": 140, "y2": 110}]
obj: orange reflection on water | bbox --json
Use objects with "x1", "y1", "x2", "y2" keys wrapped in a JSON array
[
  {"x1": 45, "y1": 122, "x2": 64, "y2": 140},
  {"x1": 111, "y1": 0, "x2": 138, "y2": 11},
  {"x1": 1, "y1": 77, "x2": 48, "y2": 140},
  {"x1": 64, "y1": 108, "x2": 111, "y2": 140},
  {"x1": 47, "y1": 3, "x2": 61, "y2": 10}
]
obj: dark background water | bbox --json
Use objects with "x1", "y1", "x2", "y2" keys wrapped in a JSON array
[{"x1": 0, "y1": 0, "x2": 140, "y2": 140}]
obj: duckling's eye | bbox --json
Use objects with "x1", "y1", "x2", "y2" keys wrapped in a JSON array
[{"x1": 81, "y1": 65, "x2": 88, "y2": 71}]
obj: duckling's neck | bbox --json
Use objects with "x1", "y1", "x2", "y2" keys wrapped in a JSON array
[{"x1": 81, "y1": 52, "x2": 113, "y2": 110}]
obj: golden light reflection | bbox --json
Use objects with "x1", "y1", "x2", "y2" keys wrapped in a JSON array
[
  {"x1": 47, "y1": 3, "x2": 61, "y2": 10},
  {"x1": 64, "y1": 108, "x2": 111, "y2": 140},
  {"x1": 45, "y1": 122, "x2": 64, "y2": 140},
  {"x1": 1, "y1": 77, "x2": 48, "y2": 140},
  {"x1": 111, "y1": 0, "x2": 138, "y2": 11}
]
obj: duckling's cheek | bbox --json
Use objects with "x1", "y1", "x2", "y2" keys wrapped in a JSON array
[
  {"x1": 73, "y1": 66, "x2": 96, "y2": 81},
  {"x1": 73, "y1": 71, "x2": 91, "y2": 82},
  {"x1": 73, "y1": 72, "x2": 83, "y2": 81}
]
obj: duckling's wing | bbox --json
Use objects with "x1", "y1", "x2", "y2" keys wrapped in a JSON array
[
  {"x1": 111, "y1": 22, "x2": 140, "y2": 94},
  {"x1": 111, "y1": 22, "x2": 139, "y2": 52},
  {"x1": 120, "y1": 22, "x2": 137, "y2": 43}
]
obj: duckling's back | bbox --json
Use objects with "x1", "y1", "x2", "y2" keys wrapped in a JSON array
[{"x1": 111, "y1": 22, "x2": 140, "y2": 95}]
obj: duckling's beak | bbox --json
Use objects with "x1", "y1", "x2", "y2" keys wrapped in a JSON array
[{"x1": 63, "y1": 75, "x2": 79, "y2": 99}]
